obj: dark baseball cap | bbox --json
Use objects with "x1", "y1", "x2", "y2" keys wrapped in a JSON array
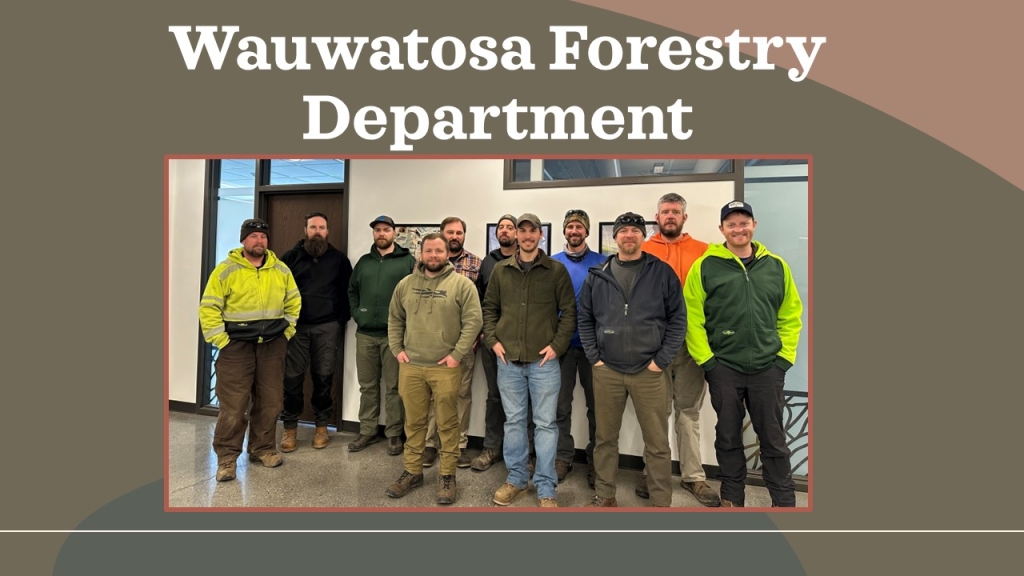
[
  {"x1": 369, "y1": 215, "x2": 396, "y2": 229},
  {"x1": 517, "y1": 213, "x2": 542, "y2": 229},
  {"x1": 720, "y1": 201, "x2": 754, "y2": 221}
]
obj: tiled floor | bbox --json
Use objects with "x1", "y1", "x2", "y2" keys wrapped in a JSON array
[{"x1": 168, "y1": 411, "x2": 808, "y2": 509}]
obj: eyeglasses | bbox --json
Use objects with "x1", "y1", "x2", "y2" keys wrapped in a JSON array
[
  {"x1": 565, "y1": 209, "x2": 588, "y2": 218},
  {"x1": 246, "y1": 221, "x2": 269, "y2": 229},
  {"x1": 616, "y1": 215, "x2": 646, "y2": 228}
]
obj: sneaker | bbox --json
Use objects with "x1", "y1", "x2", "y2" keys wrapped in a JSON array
[
  {"x1": 555, "y1": 459, "x2": 573, "y2": 482},
  {"x1": 587, "y1": 465, "x2": 596, "y2": 489},
  {"x1": 634, "y1": 474, "x2": 650, "y2": 499},
  {"x1": 681, "y1": 480, "x2": 722, "y2": 507},
  {"x1": 437, "y1": 474, "x2": 457, "y2": 505},
  {"x1": 248, "y1": 451, "x2": 283, "y2": 468},
  {"x1": 280, "y1": 428, "x2": 298, "y2": 453},
  {"x1": 312, "y1": 426, "x2": 330, "y2": 449},
  {"x1": 215, "y1": 461, "x2": 236, "y2": 482},
  {"x1": 388, "y1": 436, "x2": 404, "y2": 456},
  {"x1": 385, "y1": 470, "x2": 424, "y2": 498},
  {"x1": 348, "y1": 434, "x2": 379, "y2": 452},
  {"x1": 588, "y1": 495, "x2": 617, "y2": 507},
  {"x1": 539, "y1": 497, "x2": 559, "y2": 508},
  {"x1": 422, "y1": 446, "x2": 438, "y2": 468},
  {"x1": 456, "y1": 448, "x2": 472, "y2": 468},
  {"x1": 471, "y1": 447, "x2": 502, "y2": 472},
  {"x1": 493, "y1": 482, "x2": 526, "y2": 506}
]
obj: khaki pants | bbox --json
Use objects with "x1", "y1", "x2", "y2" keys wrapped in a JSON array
[
  {"x1": 399, "y1": 364, "x2": 462, "y2": 475},
  {"x1": 666, "y1": 347, "x2": 708, "y2": 481},
  {"x1": 592, "y1": 364, "x2": 672, "y2": 506},
  {"x1": 425, "y1": 348, "x2": 476, "y2": 449}
]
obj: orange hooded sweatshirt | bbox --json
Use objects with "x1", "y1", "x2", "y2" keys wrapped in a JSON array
[{"x1": 641, "y1": 232, "x2": 710, "y2": 284}]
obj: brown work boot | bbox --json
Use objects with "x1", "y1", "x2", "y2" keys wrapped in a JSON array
[
  {"x1": 385, "y1": 470, "x2": 424, "y2": 498},
  {"x1": 347, "y1": 434, "x2": 379, "y2": 452},
  {"x1": 248, "y1": 451, "x2": 283, "y2": 468},
  {"x1": 634, "y1": 474, "x2": 650, "y2": 499},
  {"x1": 437, "y1": 474, "x2": 457, "y2": 505},
  {"x1": 312, "y1": 426, "x2": 330, "y2": 449},
  {"x1": 720, "y1": 500, "x2": 742, "y2": 507},
  {"x1": 539, "y1": 497, "x2": 559, "y2": 508},
  {"x1": 555, "y1": 459, "x2": 573, "y2": 482},
  {"x1": 471, "y1": 447, "x2": 502, "y2": 472},
  {"x1": 216, "y1": 461, "x2": 236, "y2": 482},
  {"x1": 456, "y1": 448, "x2": 472, "y2": 468},
  {"x1": 388, "y1": 436, "x2": 404, "y2": 455},
  {"x1": 681, "y1": 480, "x2": 722, "y2": 507},
  {"x1": 280, "y1": 429, "x2": 298, "y2": 453},
  {"x1": 422, "y1": 446, "x2": 438, "y2": 468},
  {"x1": 493, "y1": 482, "x2": 526, "y2": 506},
  {"x1": 588, "y1": 495, "x2": 617, "y2": 507}
]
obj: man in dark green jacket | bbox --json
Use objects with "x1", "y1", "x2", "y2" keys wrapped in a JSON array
[
  {"x1": 347, "y1": 215, "x2": 416, "y2": 455},
  {"x1": 684, "y1": 201, "x2": 803, "y2": 508},
  {"x1": 483, "y1": 213, "x2": 576, "y2": 508}
]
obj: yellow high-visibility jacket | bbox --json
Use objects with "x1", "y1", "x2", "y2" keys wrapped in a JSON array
[{"x1": 199, "y1": 248, "x2": 301, "y2": 349}]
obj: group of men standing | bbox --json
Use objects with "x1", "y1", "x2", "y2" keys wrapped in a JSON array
[{"x1": 197, "y1": 192, "x2": 803, "y2": 510}]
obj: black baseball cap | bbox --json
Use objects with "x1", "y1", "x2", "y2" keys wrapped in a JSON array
[
  {"x1": 720, "y1": 201, "x2": 754, "y2": 221},
  {"x1": 369, "y1": 215, "x2": 396, "y2": 229}
]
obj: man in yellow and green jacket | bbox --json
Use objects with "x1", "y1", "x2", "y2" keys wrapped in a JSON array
[
  {"x1": 684, "y1": 201, "x2": 803, "y2": 508},
  {"x1": 199, "y1": 218, "x2": 301, "y2": 482}
]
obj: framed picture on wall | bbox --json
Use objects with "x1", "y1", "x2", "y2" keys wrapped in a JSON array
[
  {"x1": 394, "y1": 224, "x2": 441, "y2": 261},
  {"x1": 486, "y1": 222, "x2": 551, "y2": 255},
  {"x1": 598, "y1": 221, "x2": 659, "y2": 255}
]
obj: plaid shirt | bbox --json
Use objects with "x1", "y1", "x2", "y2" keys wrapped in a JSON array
[{"x1": 450, "y1": 249, "x2": 482, "y2": 282}]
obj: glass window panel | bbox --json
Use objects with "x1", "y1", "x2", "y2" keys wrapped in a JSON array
[{"x1": 268, "y1": 159, "x2": 345, "y2": 185}]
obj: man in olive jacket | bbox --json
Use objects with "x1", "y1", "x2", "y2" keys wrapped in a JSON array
[
  {"x1": 347, "y1": 215, "x2": 416, "y2": 455},
  {"x1": 482, "y1": 213, "x2": 576, "y2": 508}
]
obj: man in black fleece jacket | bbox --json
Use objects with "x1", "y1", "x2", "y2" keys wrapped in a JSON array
[{"x1": 278, "y1": 212, "x2": 353, "y2": 452}]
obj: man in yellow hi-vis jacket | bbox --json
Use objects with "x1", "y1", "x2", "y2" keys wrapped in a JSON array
[{"x1": 199, "y1": 218, "x2": 301, "y2": 482}]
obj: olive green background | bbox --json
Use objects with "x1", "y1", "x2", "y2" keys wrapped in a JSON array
[{"x1": 3, "y1": 1, "x2": 1020, "y2": 574}]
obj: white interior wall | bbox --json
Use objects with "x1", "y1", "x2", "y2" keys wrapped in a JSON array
[
  {"x1": 168, "y1": 158, "x2": 736, "y2": 464},
  {"x1": 168, "y1": 159, "x2": 206, "y2": 404},
  {"x1": 346, "y1": 160, "x2": 733, "y2": 463}
]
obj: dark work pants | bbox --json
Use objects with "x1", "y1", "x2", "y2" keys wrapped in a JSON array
[
  {"x1": 556, "y1": 346, "x2": 596, "y2": 464},
  {"x1": 706, "y1": 363, "x2": 796, "y2": 507},
  {"x1": 281, "y1": 321, "x2": 340, "y2": 428},
  {"x1": 213, "y1": 337, "x2": 287, "y2": 464}
]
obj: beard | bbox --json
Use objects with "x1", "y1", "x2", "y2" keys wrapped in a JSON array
[
  {"x1": 497, "y1": 235, "x2": 515, "y2": 248},
  {"x1": 243, "y1": 245, "x2": 266, "y2": 259},
  {"x1": 424, "y1": 259, "x2": 446, "y2": 273},
  {"x1": 566, "y1": 235, "x2": 585, "y2": 248},
  {"x1": 448, "y1": 238, "x2": 463, "y2": 253},
  {"x1": 659, "y1": 222, "x2": 681, "y2": 239},
  {"x1": 375, "y1": 237, "x2": 394, "y2": 251},
  {"x1": 304, "y1": 235, "x2": 328, "y2": 258}
]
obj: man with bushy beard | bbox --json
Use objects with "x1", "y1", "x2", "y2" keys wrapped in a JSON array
[{"x1": 278, "y1": 212, "x2": 353, "y2": 452}]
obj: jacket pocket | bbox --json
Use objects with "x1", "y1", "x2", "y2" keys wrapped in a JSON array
[{"x1": 708, "y1": 326, "x2": 743, "y2": 360}]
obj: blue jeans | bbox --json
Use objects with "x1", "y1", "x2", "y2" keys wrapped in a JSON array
[{"x1": 497, "y1": 358, "x2": 561, "y2": 499}]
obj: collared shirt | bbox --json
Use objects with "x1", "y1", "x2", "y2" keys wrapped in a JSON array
[{"x1": 449, "y1": 249, "x2": 482, "y2": 282}]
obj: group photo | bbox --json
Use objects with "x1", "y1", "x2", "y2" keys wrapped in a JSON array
[{"x1": 166, "y1": 157, "x2": 811, "y2": 510}]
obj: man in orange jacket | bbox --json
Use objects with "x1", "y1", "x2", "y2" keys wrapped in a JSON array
[{"x1": 640, "y1": 192, "x2": 721, "y2": 507}]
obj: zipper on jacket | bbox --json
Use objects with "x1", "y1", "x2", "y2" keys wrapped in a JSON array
[{"x1": 624, "y1": 303, "x2": 628, "y2": 316}]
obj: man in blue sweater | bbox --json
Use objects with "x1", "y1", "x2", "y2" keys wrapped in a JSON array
[{"x1": 550, "y1": 209, "x2": 607, "y2": 486}]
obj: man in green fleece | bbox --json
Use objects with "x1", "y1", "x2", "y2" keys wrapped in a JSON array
[
  {"x1": 347, "y1": 215, "x2": 416, "y2": 455},
  {"x1": 684, "y1": 201, "x2": 803, "y2": 508},
  {"x1": 384, "y1": 233, "x2": 482, "y2": 505}
]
